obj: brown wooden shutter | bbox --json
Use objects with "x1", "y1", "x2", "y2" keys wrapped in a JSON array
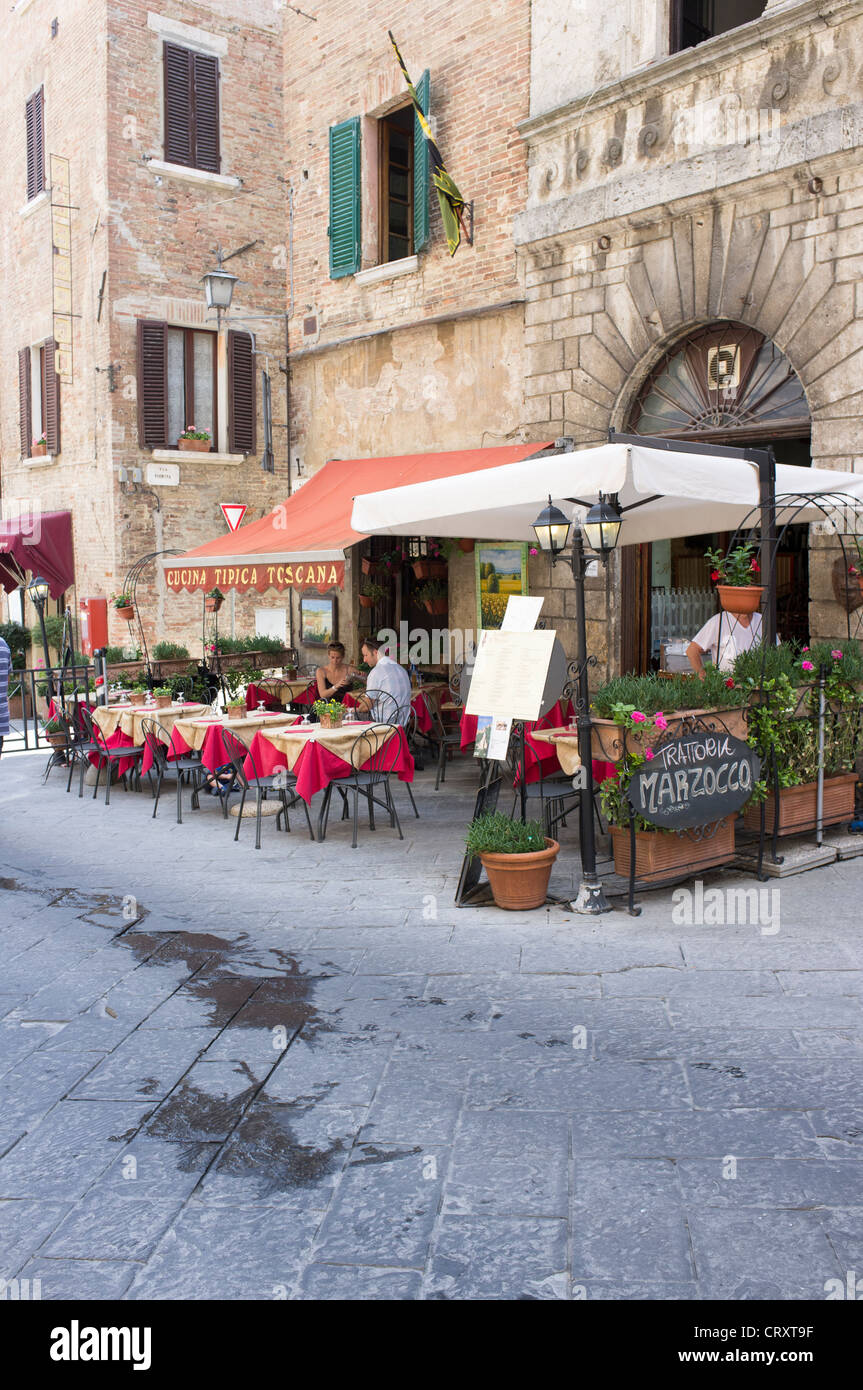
[
  {"x1": 192, "y1": 53, "x2": 220, "y2": 173},
  {"x1": 163, "y1": 43, "x2": 192, "y2": 166},
  {"x1": 18, "y1": 348, "x2": 32, "y2": 456},
  {"x1": 25, "y1": 87, "x2": 45, "y2": 201},
  {"x1": 136, "y1": 319, "x2": 168, "y2": 448},
  {"x1": 43, "y1": 339, "x2": 61, "y2": 455},
  {"x1": 228, "y1": 331, "x2": 255, "y2": 454}
]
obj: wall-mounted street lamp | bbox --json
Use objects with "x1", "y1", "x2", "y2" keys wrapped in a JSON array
[{"x1": 532, "y1": 492, "x2": 623, "y2": 914}]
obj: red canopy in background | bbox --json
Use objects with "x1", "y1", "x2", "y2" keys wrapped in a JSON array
[{"x1": 0, "y1": 509, "x2": 75, "y2": 599}]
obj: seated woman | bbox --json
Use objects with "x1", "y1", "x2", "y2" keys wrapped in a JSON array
[{"x1": 315, "y1": 642, "x2": 358, "y2": 702}]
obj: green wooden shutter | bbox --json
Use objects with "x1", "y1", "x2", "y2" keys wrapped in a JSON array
[
  {"x1": 413, "y1": 70, "x2": 430, "y2": 254},
  {"x1": 328, "y1": 117, "x2": 361, "y2": 279}
]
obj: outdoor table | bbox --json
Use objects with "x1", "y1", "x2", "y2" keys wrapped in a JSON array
[
  {"x1": 529, "y1": 726, "x2": 618, "y2": 784},
  {"x1": 91, "y1": 701, "x2": 209, "y2": 777},
  {"x1": 169, "y1": 712, "x2": 300, "y2": 773},
  {"x1": 243, "y1": 721, "x2": 415, "y2": 803},
  {"x1": 245, "y1": 679, "x2": 313, "y2": 709},
  {"x1": 409, "y1": 682, "x2": 448, "y2": 734},
  {"x1": 458, "y1": 698, "x2": 573, "y2": 756}
]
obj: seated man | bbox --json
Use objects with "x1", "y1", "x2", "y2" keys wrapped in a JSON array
[
  {"x1": 355, "y1": 637, "x2": 412, "y2": 725},
  {"x1": 686, "y1": 607, "x2": 763, "y2": 677}
]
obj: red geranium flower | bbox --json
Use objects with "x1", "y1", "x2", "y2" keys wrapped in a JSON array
[
  {"x1": 710, "y1": 569, "x2": 720, "y2": 583},
  {"x1": 750, "y1": 559, "x2": 760, "y2": 572},
  {"x1": 725, "y1": 678, "x2": 735, "y2": 688}
]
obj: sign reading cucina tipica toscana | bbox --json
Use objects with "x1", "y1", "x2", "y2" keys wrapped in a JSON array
[{"x1": 627, "y1": 731, "x2": 761, "y2": 831}]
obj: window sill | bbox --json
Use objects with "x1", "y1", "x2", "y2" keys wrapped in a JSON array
[
  {"x1": 146, "y1": 160, "x2": 241, "y2": 190},
  {"x1": 151, "y1": 448, "x2": 246, "y2": 465},
  {"x1": 18, "y1": 190, "x2": 50, "y2": 219},
  {"x1": 24, "y1": 453, "x2": 56, "y2": 467},
  {"x1": 354, "y1": 256, "x2": 419, "y2": 287}
]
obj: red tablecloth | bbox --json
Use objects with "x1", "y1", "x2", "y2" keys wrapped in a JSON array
[
  {"x1": 459, "y1": 700, "x2": 572, "y2": 759},
  {"x1": 242, "y1": 725, "x2": 414, "y2": 804},
  {"x1": 89, "y1": 728, "x2": 139, "y2": 778},
  {"x1": 411, "y1": 689, "x2": 434, "y2": 734},
  {"x1": 245, "y1": 683, "x2": 283, "y2": 711}
]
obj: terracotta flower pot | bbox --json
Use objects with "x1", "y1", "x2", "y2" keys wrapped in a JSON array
[
  {"x1": 716, "y1": 584, "x2": 763, "y2": 613},
  {"x1": 610, "y1": 818, "x2": 735, "y2": 884},
  {"x1": 204, "y1": 596, "x2": 224, "y2": 612},
  {"x1": 424, "y1": 597, "x2": 448, "y2": 615},
  {"x1": 361, "y1": 556, "x2": 378, "y2": 576},
  {"x1": 319, "y1": 714, "x2": 343, "y2": 729},
  {"x1": 457, "y1": 538, "x2": 475, "y2": 552},
  {"x1": 412, "y1": 559, "x2": 447, "y2": 581},
  {"x1": 358, "y1": 594, "x2": 376, "y2": 609},
  {"x1": 178, "y1": 437, "x2": 211, "y2": 452},
  {"x1": 742, "y1": 773, "x2": 857, "y2": 836},
  {"x1": 45, "y1": 732, "x2": 67, "y2": 749},
  {"x1": 479, "y1": 837, "x2": 560, "y2": 910},
  {"x1": 115, "y1": 606, "x2": 135, "y2": 621},
  {"x1": 32, "y1": 443, "x2": 47, "y2": 457},
  {"x1": 154, "y1": 695, "x2": 172, "y2": 710},
  {"x1": 227, "y1": 703, "x2": 246, "y2": 720}
]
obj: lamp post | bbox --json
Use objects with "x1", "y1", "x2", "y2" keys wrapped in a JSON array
[
  {"x1": 26, "y1": 574, "x2": 54, "y2": 704},
  {"x1": 532, "y1": 493, "x2": 622, "y2": 914}
]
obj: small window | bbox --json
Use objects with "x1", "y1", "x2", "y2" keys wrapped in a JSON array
[
  {"x1": 163, "y1": 42, "x2": 220, "y2": 173},
  {"x1": 167, "y1": 327, "x2": 216, "y2": 447},
  {"x1": 379, "y1": 106, "x2": 414, "y2": 264},
  {"x1": 18, "y1": 340, "x2": 60, "y2": 455},
  {"x1": 25, "y1": 86, "x2": 45, "y2": 201},
  {"x1": 670, "y1": 0, "x2": 767, "y2": 53}
]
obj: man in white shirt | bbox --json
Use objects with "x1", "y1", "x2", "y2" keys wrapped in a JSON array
[
  {"x1": 687, "y1": 609, "x2": 763, "y2": 677},
  {"x1": 357, "y1": 637, "x2": 412, "y2": 725}
]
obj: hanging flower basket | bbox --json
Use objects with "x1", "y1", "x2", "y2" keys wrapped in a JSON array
[
  {"x1": 457, "y1": 538, "x2": 475, "y2": 553},
  {"x1": 361, "y1": 556, "x2": 378, "y2": 576},
  {"x1": 358, "y1": 593, "x2": 376, "y2": 609},
  {"x1": 424, "y1": 597, "x2": 449, "y2": 616},
  {"x1": 716, "y1": 584, "x2": 764, "y2": 614},
  {"x1": 412, "y1": 559, "x2": 447, "y2": 581},
  {"x1": 116, "y1": 605, "x2": 135, "y2": 621},
  {"x1": 204, "y1": 596, "x2": 224, "y2": 613}
]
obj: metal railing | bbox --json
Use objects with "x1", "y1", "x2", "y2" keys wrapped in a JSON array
[
  {"x1": 651, "y1": 587, "x2": 716, "y2": 649},
  {"x1": 2, "y1": 663, "x2": 96, "y2": 753}
]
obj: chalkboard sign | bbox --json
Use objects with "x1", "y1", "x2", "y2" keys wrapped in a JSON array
[{"x1": 627, "y1": 731, "x2": 761, "y2": 831}]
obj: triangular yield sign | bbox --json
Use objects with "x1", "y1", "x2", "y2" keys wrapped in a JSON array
[{"x1": 220, "y1": 502, "x2": 247, "y2": 532}]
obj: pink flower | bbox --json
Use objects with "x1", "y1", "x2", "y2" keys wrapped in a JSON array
[
  {"x1": 644, "y1": 747, "x2": 654, "y2": 760},
  {"x1": 654, "y1": 712, "x2": 668, "y2": 730},
  {"x1": 831, "y1": 650, "x2": 843, "y2": 660},
  {"x1": 802, "y1": 660, "x2": 814, "y2": 672},
  {"x1": 529, "y1": 547, "x2": 538, "y2": 556},
  {"x1": 631, "y1": 710, "x2": 646, "y2": 723},
  {"x1": 802, "y1": 646, "x2": 809, "y2": 652}
]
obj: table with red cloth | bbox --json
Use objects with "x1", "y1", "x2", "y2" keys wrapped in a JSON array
[
  {"x1": 241, "y1": 721, "x2": 414, "y2": 804},
  {"x1": 245, "y1": 679, "x2": 318, "y2": 710},
  {"x1": 90, "y1": 702, "x2": 210, "y2": 778},
  {"x1": 166, "y1": 713, "x2": 300, "y2": 775},
  {"x1": 409, "y1": 682, "x2": 448, "y2": 734}
]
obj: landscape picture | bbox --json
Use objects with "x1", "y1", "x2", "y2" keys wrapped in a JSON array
[
  {"x1": 475, "y1": 543, "x2": 528, "y2": 629},
  {"x1": 300, "y1": 594, "x2": 336, "y2": 646}
]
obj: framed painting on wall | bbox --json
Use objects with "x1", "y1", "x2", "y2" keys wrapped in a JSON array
[
  {"x1": 475, "y1": 543, "x2": 528, "y2": 630},
  {"x1": 300, "y1": 593, "x2": 336, "y2": 646}
]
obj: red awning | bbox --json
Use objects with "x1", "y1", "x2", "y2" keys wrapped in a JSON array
[
  {"x1": 0, "y1": 509, "x2": 75, "y2": 599},
  {"x1": 164, "y1": 442, "x2": 552, "y2": 594}
]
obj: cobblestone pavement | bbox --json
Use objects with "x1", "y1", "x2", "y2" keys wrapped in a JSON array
[{"x1": 1, "y1": 747, "x2": 862, "y2": 1300}]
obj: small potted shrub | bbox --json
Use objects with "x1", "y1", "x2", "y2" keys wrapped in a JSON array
[
  {"x1": 704, "y1": 542, "x2": 763, "y2": 613},
  {"x1": 465, "y1": 812, "x2": 559, "y2": 911},
  {"x1": 112, "y1": 592, "x2": 135, "y2": 621},
  {"x1": 313, "y1": 698, "x2": 347, "y2": 729},
  {"x1": 152, "y1": 685, "x2": 173, "y2": 710},
  {"x1": 415, "y1": 580, "x2": 448, "y2": 616},
  {"x1": 42, "y1": 715, "x2": 67, "y2": 750},
  {"x1": 31, "y1": 432, "x2": 48, "y2": 458},
  {"x1": 359, "y1": 579, "x2": 386, "y2": 609},
  {"x1": 152, "y1": 640, "x2": 190, "y2": 661},
  {"x1": 178, "y1": 425, "x2": 212, "y2": 453},
  {"x1": 204, "y1": 586, "x2": 225, "y2": 613}
]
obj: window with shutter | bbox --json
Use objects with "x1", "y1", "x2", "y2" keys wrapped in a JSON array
[
  {"x1": 137, "y1": 319, "x2": 169, "y2": 449},
  {"x1": 25, "y1": 87, "x2": 45, "y2": 201},
  {"x1": 163, "y1": 43, "x2": 220, "y2": 172},
  {"x1": 43, "y1": 340, "x2": 61, "y2": 456},
  {"x1": 413, "y1": 70, "x2": 430, "y2": 255},
  {"x1": 329, "y1": 117, "x2": 361, "y2": 279},
  {"x1": 18, "y1": 348, "x2": 32, "y2": 457},
  {"x1": 228, "y1": 331, "x2": 256, "y2": 454}
]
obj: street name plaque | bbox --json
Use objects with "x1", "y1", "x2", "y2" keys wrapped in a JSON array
[{"x1": 626, "y1": 730, "x2": 761, "y2": 831}]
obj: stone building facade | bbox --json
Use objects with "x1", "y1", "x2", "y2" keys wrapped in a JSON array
[
  {"x1": 515, "y1": 0, "x2": 863, "y2": 679},
  {"x1": 0, "y1": 0, "x2": 285, "y2": 655}
]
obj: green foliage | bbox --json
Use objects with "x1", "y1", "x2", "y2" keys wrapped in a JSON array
[
  {"x1": 465, "y1": 812, "x2": 547, "y2": 856},
  {"x1": 312, "y1": 698, "x2": 347, "y2": 721},
  {"x1": 360, "y1": 579, "x2": 387, "y2": 601},
  {"x1": 152, "y1": 686, "x2": 172, "y2": 697},
  {"x1": 0, "y1": 621, "x2": 31, "y2": 669},
  {"x1": 111, "y1": 593, "x2": 133, "y2": 609},
  {"x1": 32, "y1": 614, "x2": 66, "y2": 650},
  {"x1": 104, "y1": 645, "x2": 126, "y2": 663},
  {"x1": 730, "y1": 641, "x2": 797, "y2": 687},
  {"x1": 42, "y1": 716, "x2": 66, "y2": 737},
  {"x1": 206, "y1": 586, "x2": 224, "y2": 599},
  {"x1": 415, "y1": 580, "x2": 447, "y2": 604},
  {"x1": 213, "y1": 634, "x2": 286, "y2": 656},
  {"x1": 180, "y1": 426, "x2": 211, "y2": 441},
  {"x1": 598, "y1": 752, "x2": 659, "y2": 832},
  {"x1": 704, "y1": 542, "x2": 761, "y2": 587},
  {"x1": 745, "y1": 670, "x2": 863, "y2": 799},
  {"x1": 152, "y1": 640, "x2": 190, "y2": 661},
  {"x1": 592, "y1": 670, "x2": 744, "y2": 720}
]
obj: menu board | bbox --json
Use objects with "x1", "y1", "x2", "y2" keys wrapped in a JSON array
[{"x1": 465, "y1": 629, "x2": 557, "y2": 722}]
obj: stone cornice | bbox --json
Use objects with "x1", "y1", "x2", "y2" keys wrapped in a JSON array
[{"x1": 518, "y1": 0, "x2": 859, "y2": 144}]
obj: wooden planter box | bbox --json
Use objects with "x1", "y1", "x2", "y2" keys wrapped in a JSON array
[
  {"x1": 742, "y1": 772, "x2": 857, "y2": 837},
  {"x1": 179, "y1": 438, "x2": 211, "y2": 452},
  {"x1": 591, "y1": 706, "x2": 749, "y2": 763},
  {"x1": 611, "y1": 818, "x2": 736, "y2": 884}
]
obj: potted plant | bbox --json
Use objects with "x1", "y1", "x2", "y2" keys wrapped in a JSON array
[
  {"x1": 204, "y1": 586, "x2": 225, "y2": 613},
  {"x1": 361, "y1": 554, "x2": 379, "y2": 576},
  {"x1": 704, "y1": 542, "x2": 763, "y2": 613},
  {"x1": 313, "y1": 698, "x2": 347, "y2": 729},
  {"x1": 152, "y1": 685, "x2": 173, "y2": 710},
  {"x1": 222, "y1": 667, "x2": 247, "y2": 718},
  {"x1": 379, "y1": 546, "x2": 405, "y2": 573},
  {"x1": 589, "y1": 671, "x2": 748, "y2": 763},
  {"x1": 178, "y1": 425, "x2": 212, "y2": 453},
  {"x1": 415, "y1": 579, "x2": 448, "y2": 616},
  {"x1": 359, "y1": 579, "x2": 386, "y2": 609},
  {"x1": 457, "y1": 538, "x2": 475, "y2": 553},
  {"x1": 42, "y1": 715, "x2": 68, "y2": 750},
  {"x1": 601, "y1": 752, "x2": 736, "y2": 883},
  {"x1": 465, "y1": 812, "x2": 559, "y2": 910},
  {"x1": 112, "y1": 592, "x2": 135, "y2": 621},
  {"x1": 411, "y1": 540, "x2": 447, "y2": 581},
  {"x1": 31, "y1": 433, "x2": 48, "y2": 458}
]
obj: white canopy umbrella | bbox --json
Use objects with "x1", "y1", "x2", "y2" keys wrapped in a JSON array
[{"x1": 351, "y1": 440, "x2": 863, "y2": 545}]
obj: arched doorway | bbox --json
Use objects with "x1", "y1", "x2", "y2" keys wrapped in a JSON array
[{"x1": 620, "y1": 322, "x2": 812, "y2": 673}]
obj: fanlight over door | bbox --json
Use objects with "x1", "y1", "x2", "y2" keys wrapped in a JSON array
[{"x1": 629, "y1": 323, "x2": 810, "y2": 442}]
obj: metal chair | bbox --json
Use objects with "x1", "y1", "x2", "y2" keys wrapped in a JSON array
[
  {"x1": 43, "y1": 706, "x2": 98, "y2": 794},
  {"x1": 423, "y1": 685, "x2": 462, "y2": 791},
  {"x1": 359, "y1": 688, "x2": 418, "y2": 817},
  {"x1": 317, "y1": 723, "x2": 405, "y2": 848},
  {"x1": 507, "y1": 727, "x2": 606, "y2": 841},
  {"x1": 140, "y1": 718, "x2": 204, "y2": 824},
  {"x1": 219, "y1": 727, "x2": 313, "y2": 849},
  {"x1": 80, "y1": 705, "x2": 145, "y2": 804}
]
